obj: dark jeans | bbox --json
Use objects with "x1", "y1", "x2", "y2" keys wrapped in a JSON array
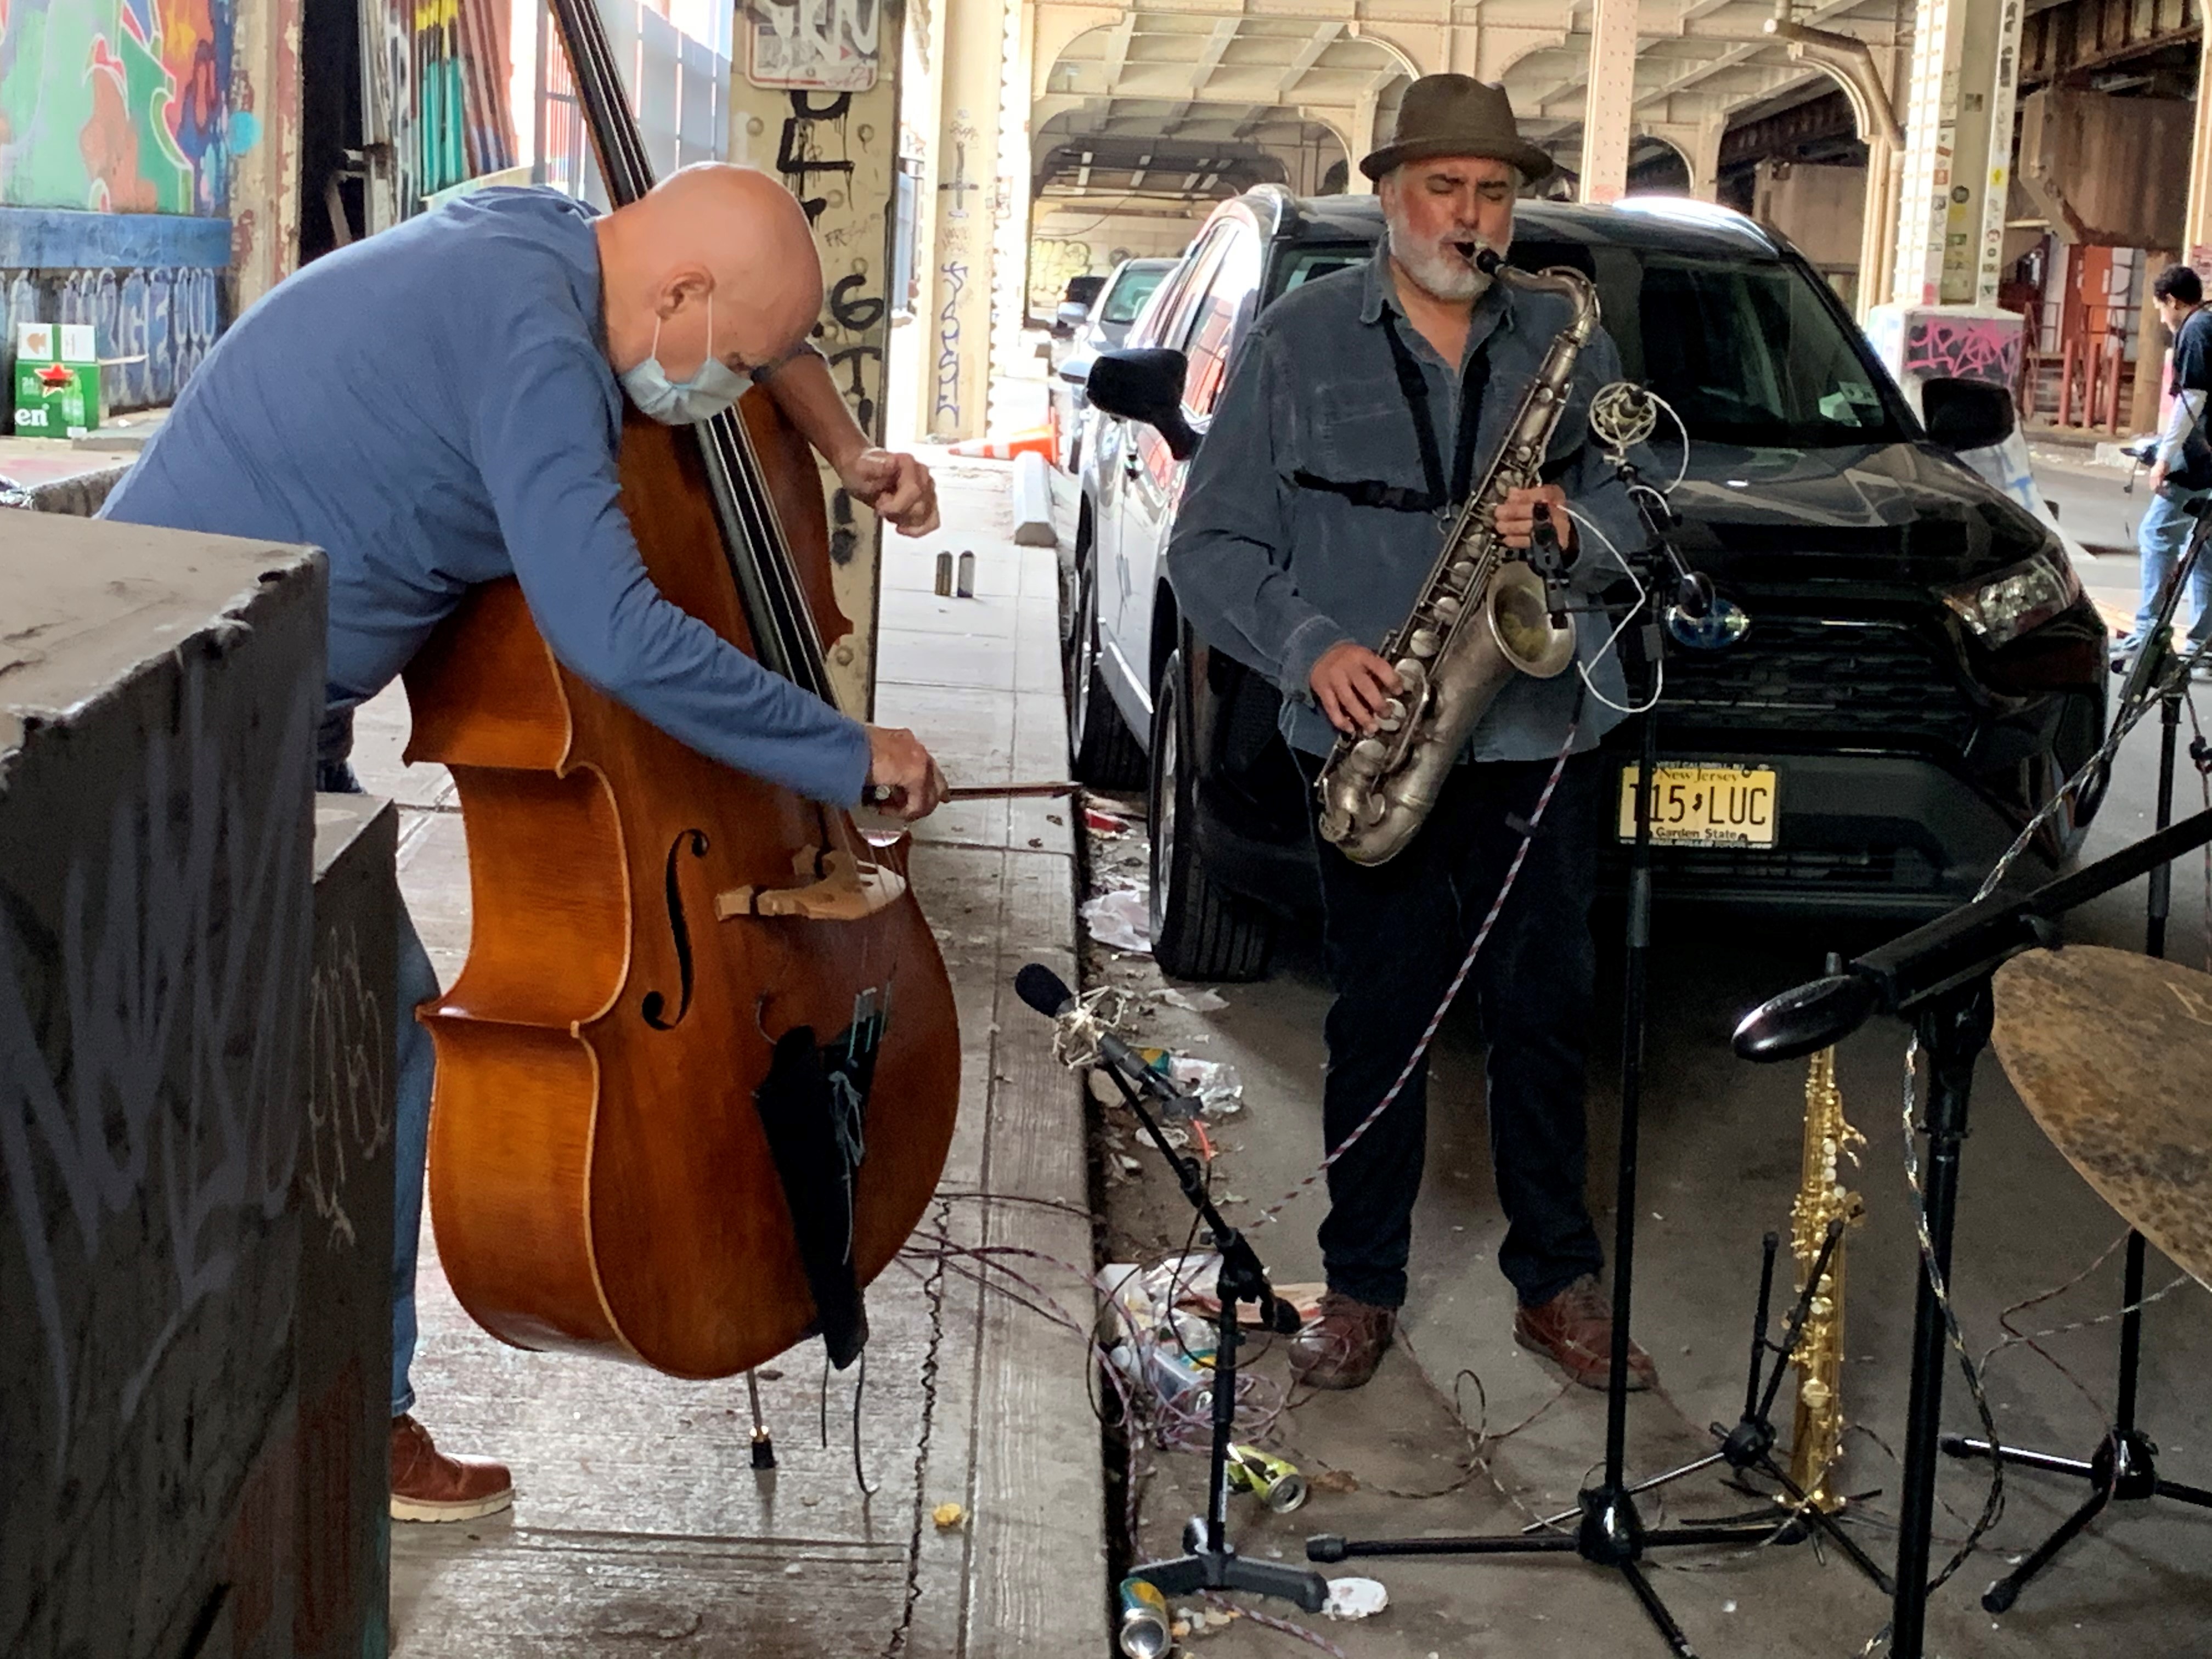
[{"x1": 1297, "y1": 748, "x2": 1606, "y2": 1310}]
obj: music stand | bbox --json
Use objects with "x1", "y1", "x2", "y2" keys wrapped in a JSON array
[
  {"x1": 1938, "y1": 538, "x2": 2212, "y2": 1611},
  {"x1": 1734, "y1": 805, "x2": 2212, "y2": 1659}
]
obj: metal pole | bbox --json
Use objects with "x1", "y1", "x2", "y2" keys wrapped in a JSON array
[{"x1": 1889, "y1": 980, "x2": 1995, "y2": 1659}]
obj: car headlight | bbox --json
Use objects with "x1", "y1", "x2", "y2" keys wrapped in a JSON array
[{"x1": 1942, "y1": 550, "x2": 2080, "y2": 647}]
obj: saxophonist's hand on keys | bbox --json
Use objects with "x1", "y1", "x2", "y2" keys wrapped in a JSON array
[
  {"x1": 1310, "y1": 642, "x2": 1403, "y2": 737},
  {"x1": 1494, "y1": 484, "x2": 1575, "y2": 552}
]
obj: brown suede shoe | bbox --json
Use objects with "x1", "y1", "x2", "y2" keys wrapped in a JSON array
[
  {"x1": 1514, "y1": 1276, "x2": 1657, "y2": 1391},
  {"x1": 390, "y1": 1414, "x2": 514, "y2": 1523},
  {"x1": 1288, "y1": 1292, "x2": 1397, "y2": 1390}
]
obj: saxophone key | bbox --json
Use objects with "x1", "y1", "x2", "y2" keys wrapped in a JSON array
[{"x1": 1408, "y1": 629, "x2": 1440, "y2": 658}]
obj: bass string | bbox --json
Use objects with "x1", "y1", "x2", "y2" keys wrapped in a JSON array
[{"x1": 554, "y1": 0, "x2": 860, "y2": 866}]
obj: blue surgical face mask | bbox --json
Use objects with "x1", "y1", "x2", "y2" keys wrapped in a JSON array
[{"x1": 620, "y1": 291, "x2": 752, "y2": 425}]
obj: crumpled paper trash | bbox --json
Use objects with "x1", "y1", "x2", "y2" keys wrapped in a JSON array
[
  {"x1": 1081, "y1": 886, "x2": 1151, "y2": 953},
  {"x1": 1322, "y1": 1577, "x2": 1389, "y2": 1620},
  {"x1": 1160, "y1": 986, "x2": 1227, "y2": 1012}
]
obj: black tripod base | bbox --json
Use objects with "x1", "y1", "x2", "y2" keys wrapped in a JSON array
[
  {"x1": 1307, "y1": 1484, "x2": 1773, "y2": 1657},
  {"x1": 1941, "y1": 1430, "x2": 2212, "y2": 1612},
  {"x1": 1134, "y1": 1516, "x2": 1330, "y2": 1611}
]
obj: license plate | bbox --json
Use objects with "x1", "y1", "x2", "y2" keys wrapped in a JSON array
[{"x1": 1618, "y1": 764, "x2": 1779, "y2": 847}]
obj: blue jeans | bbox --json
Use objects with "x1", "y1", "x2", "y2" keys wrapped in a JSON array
[
  {"x1": 321, "y1": 754, "x2": 437, "y2": 1419},
  {"x1": 391, "y1": 903, "x2": 437, "y2": 1418},
  {"x1": 2131, "y1": 486, "x2": 2212, "y2": 646}
]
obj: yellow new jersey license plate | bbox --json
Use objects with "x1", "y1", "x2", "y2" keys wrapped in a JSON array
[{"x1": 1617, "y1": 764, "x2": 1779, "y2": 847}]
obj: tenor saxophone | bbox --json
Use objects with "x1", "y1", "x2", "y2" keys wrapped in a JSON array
[
  {"x1": 1787, "y1": 1041, "x2": 1865, "y2": 1511},
  {"x1": 1314, "y1": 254, "x2": 1595, "y2": 865}
]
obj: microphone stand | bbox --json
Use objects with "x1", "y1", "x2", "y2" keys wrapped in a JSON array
[
  {"x1": 1937, "y1": 506, "x2": 2212, "y2": 1612},
  {"x1": 1735, "y1": 800, "x2": 2212, "y2": 1658},
  {"x1": 1089, "y1": 1045, "x2": 1332, "y2": 1617}
]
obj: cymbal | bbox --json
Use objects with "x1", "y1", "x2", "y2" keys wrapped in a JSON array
[{"x1": 1992, "y1": 945, "x2": 2212, "y2": 1289}]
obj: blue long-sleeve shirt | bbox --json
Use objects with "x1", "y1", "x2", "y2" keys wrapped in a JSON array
[
  {"x1": 100, "y1": 187, "x2": 870, "y2": 805},
  {"x1": 1166, "y1": 242, "x2": 1647, "y2": 762}
]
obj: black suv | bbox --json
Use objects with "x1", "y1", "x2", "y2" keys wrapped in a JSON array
[{"x1": 1065, "y1": 186, "x2": 2107, "y2": 980}]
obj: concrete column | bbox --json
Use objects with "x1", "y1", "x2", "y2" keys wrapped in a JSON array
[
  {"x1": 230, "y1": 0, "x2": 306, "y2": 310},
  {"x1": 2186, "y1": 37, "x2": 2212, "y2": 265},
  {"x1": 1889, "y1": 0, "x2": 2025, "y2": 308},
  {"x1": 915, "y1": 0, "x2": 1002, "y2": 442},
  {"x1": 727, "y1": 1, "x2": 906, "y2": 715},
  {"x1": 1645, "y1": 115, "x2": 1725, "y2": 201},
  {"x1": 1348, "y1": 86, "x2": 1384, "y2": 196},
  {"x1": 1578, "y1": 0, "x2": 1639, "y2": 204},
  {"x1": 986, "y1": 0, "x2": 1037, "y2": 433}
]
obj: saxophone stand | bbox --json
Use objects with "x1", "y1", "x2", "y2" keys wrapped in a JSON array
[
  {"x1": 1734, "y1": 798, "x2": 2212, "y2": 1658},
  {"x1": 1938, "y1": 546, "x2": 2212, "y2": 1613},
  {"x1": 1533, "y1": 1220, "x2": 1896, "y2": 1593},
  {"x1": 1308, "y1": 506, "x2": 1774, "y2": 1659}
]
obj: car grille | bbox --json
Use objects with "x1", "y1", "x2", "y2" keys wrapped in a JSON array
[
  {"x1": 1643, "y1": 843, "x2": 1941, "y2": 893},
  {"x1": 1657, "y1": 617, "x2": 1973, "y2": 747}
]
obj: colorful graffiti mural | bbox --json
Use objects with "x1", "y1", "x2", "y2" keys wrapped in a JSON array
[{"x1": 0, "y1": 0, "x2": 236, "y2": 216}]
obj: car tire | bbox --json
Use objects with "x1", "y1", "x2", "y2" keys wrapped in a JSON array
[
  {"x1": 1066, "y1": 540, "x2": 1144, "y2": 788},
  {"x1": 1149, "y1": 647, "x2": 1274, "y2": 981}
]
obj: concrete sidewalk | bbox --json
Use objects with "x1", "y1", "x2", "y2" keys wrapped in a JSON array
[{"x1": 360, "y1": 460, "x2": 1105, "y2": 1657}]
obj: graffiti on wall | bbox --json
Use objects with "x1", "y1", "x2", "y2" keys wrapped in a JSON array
[
  {"x1": 748, "y1": 0, "x2": 879, "y2": 92},
  {"x1": 1028, "y1": 238, "x2": 1109, "y2": 317},
  {"x1": 2, "y1": 264, "x2": 221, "y2": 409},
  {"x1": 0, "y1": 0, "x2": 238, "y2": 215},
  {"x1": 932, "y1": 258, "x2": 964, "y2": 428},
  {"x1": 1903, "y1": 312, "x2": 2023, "y2": 390}
]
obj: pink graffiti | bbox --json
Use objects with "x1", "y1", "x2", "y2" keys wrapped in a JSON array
[{"x1": 1903, "y1": 316, "x2": 2021, "y2": 389}]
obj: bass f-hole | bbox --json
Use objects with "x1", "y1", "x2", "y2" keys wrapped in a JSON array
[{"x1": 641, "y1": 828, "x2": 710, "y2": 1029}]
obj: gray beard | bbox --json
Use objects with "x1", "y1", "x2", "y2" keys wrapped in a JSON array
[{"x1": 1386, "y1": 218, "x2": 1494, "y2": 305}]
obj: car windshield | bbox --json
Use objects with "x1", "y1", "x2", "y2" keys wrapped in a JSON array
[
  {"x1": 1272, "y1": 244, "x2": 1373, "y2": 298},
  {"x1": 1102, "y1": 266, "x2": 1169, "y2": 325},
  {"x1": 1515, "y1": 241, "x2": 1912, "y2": 450}
]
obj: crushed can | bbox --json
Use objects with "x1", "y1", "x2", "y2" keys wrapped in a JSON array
[
  {"x1": 1115, "y1": 1575, "x2": 1172, "y2": 1659},
  {"x1": 1226, "y1": 1444, "x2": 1308, "y2": 1513}
]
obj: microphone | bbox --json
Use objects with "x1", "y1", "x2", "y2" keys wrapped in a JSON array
[
  {"x1": 1015, "y1": 963, "x2": 1202, "y2": 1119},
  {"x1": 1018, "y1": 963, "x2": 1302, "y2": 1338}
]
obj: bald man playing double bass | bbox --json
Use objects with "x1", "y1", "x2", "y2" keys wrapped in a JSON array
[{"x1": 102, "y1": 164, "x2": 951, "y2": 1522}]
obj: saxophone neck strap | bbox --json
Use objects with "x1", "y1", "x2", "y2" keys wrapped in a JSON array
[{"x1": 1380, "y1": 309, "x2": 1491, "y2": 514}]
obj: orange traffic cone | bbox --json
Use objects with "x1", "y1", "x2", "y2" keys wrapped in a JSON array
[{"x1": 949, "y1": 420, "x2": 1057, "y2": 460}]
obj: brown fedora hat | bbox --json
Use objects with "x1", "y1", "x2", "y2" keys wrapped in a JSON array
[{"x1": 1359, "y1": 74, "x2": 1554, "y2": 185}]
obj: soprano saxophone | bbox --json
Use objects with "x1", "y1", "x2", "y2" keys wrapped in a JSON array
[
  {"x1": 1787, "y1": 1039, "x2": 1865, "y2": 1511},
  {"x1": 1314, "y1": 252, "x2": 1594, "y2": 865}
]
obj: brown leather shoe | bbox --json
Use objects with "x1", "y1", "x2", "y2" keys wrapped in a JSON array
[
  {"x1": 1514, "y1": 1276, "x2": 1657, "y2": 1391},
  {"x1": 390, "y1": 1414, "x2": 514, "y2": 1522},
  {"x1": 1288, "y1": 1292, "x2": 1397, "y2": 1390}
]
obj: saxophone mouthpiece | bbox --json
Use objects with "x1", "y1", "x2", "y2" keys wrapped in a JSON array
[{"x1": 1454, "y1": 241, "x2": 1502, "y2": 274}]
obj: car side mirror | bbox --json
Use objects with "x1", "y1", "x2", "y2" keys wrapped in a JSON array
[
  {"x1": 1086, "y1": 348, "x2": 1199, "y2": 461},
  {"x1": 1052, "y1": 301, "x2": 1091, "y2": 339},
  {"x1": 1922, "y1": 376, "x2": 2015, "y2": 453},
  {"x1": 1057, "y1": 357, "x2": 1091, "y2": 388}
]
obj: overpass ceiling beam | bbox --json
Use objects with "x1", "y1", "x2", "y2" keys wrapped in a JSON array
[
  {"x1": 1104, "y1": 11, "x2": 1139, "y2": 88},
  {"x1": 1190, "y1": 16, "x2": 1240, "y2": 91},
  {"x1": 1278, "y1": 21, "x2": 1347, "y2": 96}
]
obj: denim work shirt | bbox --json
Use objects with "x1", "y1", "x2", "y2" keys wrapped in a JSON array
[{"x1": 1166, "y1": 242, "x2": 1646, "y2": 763}]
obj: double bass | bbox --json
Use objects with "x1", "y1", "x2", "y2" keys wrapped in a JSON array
[{"x1": 399, "y1": 0, "x2": 959, "y2": 1377}]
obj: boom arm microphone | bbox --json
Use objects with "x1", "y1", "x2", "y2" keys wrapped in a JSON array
[
  {"x1": 1013, "y1": 963, "x2": 1300, "y2": 1336},
  {"x1": 1016, "y1": 963, "x2": 1201, "y2": 1119}
]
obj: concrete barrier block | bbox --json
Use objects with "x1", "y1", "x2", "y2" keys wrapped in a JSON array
[
  {"x1": 1012, "y1": 449, "x2": 1057, "y2": 548},
  {"x1": 0, "y1": 514, "x2": 326, "y2": 1659}
]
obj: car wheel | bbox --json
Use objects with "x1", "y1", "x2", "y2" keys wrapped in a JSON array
[
  {"x1": 1149, "y1": 647, "x2": 1274, "y2": 981},
  {"x1": 1066, "y1": 543, "x2": 1144, "y2": 787}
]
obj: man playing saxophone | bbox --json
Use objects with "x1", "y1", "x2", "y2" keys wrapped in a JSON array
[{"x1": 1166, "y1": 76, "x2": 1649, "y2": 1390}]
